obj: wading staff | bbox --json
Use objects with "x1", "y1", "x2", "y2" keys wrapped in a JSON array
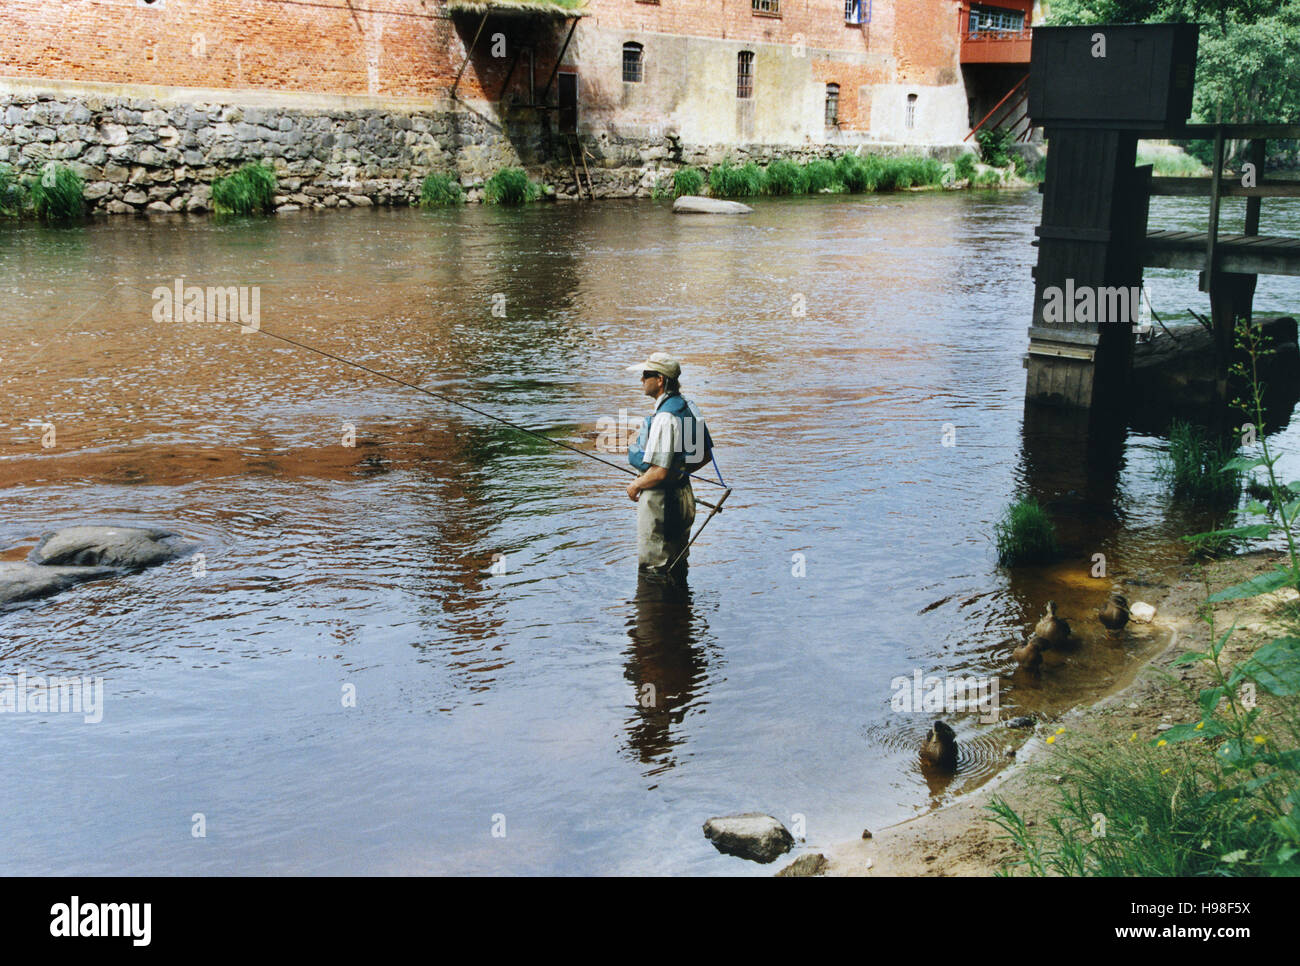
[
  {"x1": 667, "y1": 486, "x2": 732, "y2": 571},
  {"x1": 125, "y1": 282, "x2": 728, "y2": 510}
]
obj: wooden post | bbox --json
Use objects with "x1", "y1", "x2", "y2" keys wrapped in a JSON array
[{"x1": 450, "y1": 11, "x2": 491, "y2": 101}]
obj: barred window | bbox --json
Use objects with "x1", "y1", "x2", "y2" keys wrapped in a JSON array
[
  {"x1": 825, "y1": 84, "x2": 840, "y2": 126},
  {"x1": 737, "y1": 51, "x2": 755, "y2": 99},
  {"x1": 968, "y1": 5, "x2": 1025, "y2": 35},
  {"x1": 752, "y1": 0, "x2": 780, "y2": 15},
  {"x1": 622, "y1": 42, "x2": 644, "y2": 83},
  {"x1": 844, "y1": 0, "x2": 867, "y2": 23}
]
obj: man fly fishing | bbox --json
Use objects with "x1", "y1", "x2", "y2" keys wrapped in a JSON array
[{"x1": 624, "y1": 352, "x2": 715, "y2": 578}]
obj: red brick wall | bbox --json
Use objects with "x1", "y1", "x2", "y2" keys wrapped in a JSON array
[
  {"x1": 591, "y1": 0, "x2": 880, "y2": 55},
  {"x1": 0, "y1": 0, "x2": 964, "y2": 121},
  {"x1": 0, "y1": 0, "x2": 455, "y2": 97},
  {"x1": 894, "y1": 0, "x2": 962, "y2": 85}
]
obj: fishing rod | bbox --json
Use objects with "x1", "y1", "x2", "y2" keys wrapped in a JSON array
[
  {"x1": 668, "y1": 486, "x2": 732, "y2": 572},
  {"x1": 130, "y1": 284, "x2": 729, "y2": 510}
]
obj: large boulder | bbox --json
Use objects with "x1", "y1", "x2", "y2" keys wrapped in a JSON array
[
  {"x1": 703, "y1": 813, "x2": 795, "y2": 863},
  {"x1": 29, "y1": 526, "x2": 194, "y2": 570},
  {"x1": 0, "y1": 562, "x2": 118, "y2": 607},
  {"x1": 672, "y1": 195, "x2": 753, "y2": 215}
]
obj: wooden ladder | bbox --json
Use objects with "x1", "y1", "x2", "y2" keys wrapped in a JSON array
[{"x1": 567, "y1": 135, "x2": 594, "y2": 200}]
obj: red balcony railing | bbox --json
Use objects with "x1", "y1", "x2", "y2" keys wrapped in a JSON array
[{"x1": 959, "y1": 7, "x2": 1032, "y2": 64}]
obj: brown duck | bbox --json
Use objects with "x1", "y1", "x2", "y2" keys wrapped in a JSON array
[
  {"x1": 1034, "y1": 601, "x2": 1071, "y2": 648},
  {"x1": 920, "y1": 720, "x2": 958, "y2": 771},
  {"x1": 1098, "y1": 593, "x2": 1130, "y2": 635},
  {"x1": 1013, "y1": 634, "x2": 1048, "y2": 671}
]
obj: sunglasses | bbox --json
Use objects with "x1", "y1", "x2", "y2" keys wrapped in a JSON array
[{"x1": 641, "y1": 371, "x2": 662, "y2": 381}]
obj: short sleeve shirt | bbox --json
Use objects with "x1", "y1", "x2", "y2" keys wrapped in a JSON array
[{"x1": 643, "y1": 395, "x2": 683, "y2": 469}]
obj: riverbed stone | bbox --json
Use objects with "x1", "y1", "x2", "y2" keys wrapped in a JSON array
[
  {"x1": 703, "y1": 813, "x2": 795, "y2": 863},
  {"x1": 673, "y1": 195, "x2": 754, "y2": 215},
  {"x1": 29, "y1": 526, "x2": 195, "y2": 570},
  {"x1": 775, "y1": 853, "x2": 828, "y2": 877},
  {"x1": 0, "y1": 562, "x2": 118, "y2": 607}
]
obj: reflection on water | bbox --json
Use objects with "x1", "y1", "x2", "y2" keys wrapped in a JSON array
[
  {"x1": 1, "y1": 192, "x2": 1298, "y2": 874},
  {"x1": 623, "y1": 574, "x2": 713, "y2": 777}
]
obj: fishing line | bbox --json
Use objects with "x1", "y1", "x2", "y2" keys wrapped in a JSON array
[{"x1": 125, "y1": 283, "x2": 730, "y2": 510}]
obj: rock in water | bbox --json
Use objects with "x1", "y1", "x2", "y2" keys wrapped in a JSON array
[
  {"x1": 29, "y1": 526, "x2": 194, "y2": 569},
  {"x1": 0, "y1": 562, "x2": 118, "y2": 606},
  {"x1": 702, "y1": 813, "x2": 795, "y2": 863},
  {"x1": 672, "y1": 195, "x2": 754, "y2": 215},
  {"x1": 1130, "y1": 601, "x2": 1157, "y2": 623}
]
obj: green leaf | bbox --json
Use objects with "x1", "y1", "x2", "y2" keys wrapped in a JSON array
[
  {"x1": 1186, "y1": 524, "x2": 1272, "y2": 540},
  {"x1": 1240, "y1": 637, "x2": 1300, "y2": 696},
  {"x1": 1172, "y1": 650, "x2": 1209, "y2": 666},
  {"x1": 1222, "y1": 456, "x2": 1267, "y2": 472},
  {"x1": 1156, "y1": 720, "x2": 1228, "y2": 744},
  {"x1": 1220, "y1": 849, "x2": 1248, "y2": 864},
  {"x1": 1199, "y1": 686, "x2": 1225, "y2": 716},
  {"x1": 1207, "y1": 567, "x2": 1297, "y2": 603},
  {"x1": 1245, "y1": 500, "x2": 1270, "y2": 516},
  {"x1": 1211, "y1": 627, "x2": 1234, "y2": 659}
]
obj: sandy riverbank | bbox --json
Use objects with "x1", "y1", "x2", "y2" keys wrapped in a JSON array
[{"x1": 792, "y1": 549, "x2": 1298, "y2": 877}]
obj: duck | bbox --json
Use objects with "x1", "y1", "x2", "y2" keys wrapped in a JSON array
[
  {"x1": 1012, "y1": 634, "x2": 1047, "y2": 671},
  {"x1": 920, "y1": 720, "x2": 958, "y2": 771},
  {"x1": 1098, "y1": 593, "x2": 1130, "y2": 635},
  {"x1": 1034, "y1": 600, "x2": 1071, "y2": 648}
]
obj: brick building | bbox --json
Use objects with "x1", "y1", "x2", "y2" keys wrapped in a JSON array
[
  {"x1": 0, "y1": 0, "x2": 972, "y2": 144},
  {"x1": 0, "y1": 1, "x2": 1015, "y2": 210}
]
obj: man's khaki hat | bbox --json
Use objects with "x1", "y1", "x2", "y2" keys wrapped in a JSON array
[{"x1": 626, "y1": 351, "x2": 681, "y2": 379}]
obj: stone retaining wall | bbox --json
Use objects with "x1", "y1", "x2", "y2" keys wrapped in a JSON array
[{"x1": 0, "y1": 82, "x2": 977, "y2": 214}]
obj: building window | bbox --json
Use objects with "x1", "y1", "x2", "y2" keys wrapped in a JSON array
[
  {"x1": 968, "y1": 5, "x2": 1025, "y2": 36},
  {"x1": 752, "y1": 0, "x2": 780, "y2": 15},
  {"x1": 906, "y1": 93, "x2": 917, "y2": 130},
  {"x1": 825, "y1": 84, "x2": 840, "y2": 126},
  {"x1": 737, "y1": 51, "x2": 755, "y2": 99},
  {"x1": 844, "y1": 0, "x2": 869, "y2": 24},
  {"x1": 622, "y1": 43, "x2": 644, "y2": 83}
]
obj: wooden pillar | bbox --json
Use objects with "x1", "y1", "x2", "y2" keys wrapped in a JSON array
[{"x1": 1025, "y1": 129, "x2": 1146, "y2": 410}]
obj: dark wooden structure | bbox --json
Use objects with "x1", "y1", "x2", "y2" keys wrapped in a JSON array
[
  {"x1": 1025, "y1": 24, "x2": 1197, "y2": 409},
  {"x1": 1024, "y1": 25, "x2": 1300, "y2": 409}
]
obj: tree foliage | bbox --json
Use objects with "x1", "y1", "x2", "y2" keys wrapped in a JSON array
[{"x1": 1045, "y1": 0, "x2": 1300, "y2": 135}]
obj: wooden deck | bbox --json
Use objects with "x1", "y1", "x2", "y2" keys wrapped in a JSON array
[{"x1": 1144, "y1": 230, "x2": 1300, "y2": 276}]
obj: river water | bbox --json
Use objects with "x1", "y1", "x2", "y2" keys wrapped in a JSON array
[{"x1": 2, "y1": 189, "x2": 1298, "y2": 874}]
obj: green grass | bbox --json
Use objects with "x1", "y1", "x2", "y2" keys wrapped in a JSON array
[
  {"x1": 419, "y1": 172, "x2": 464, "y2": 207},
  {"x1": 803, "y1": 159, "x2": 840, "y2": 193},
  {"x1": 28, "y1": 164, "x2": 85, "y2": 222},
  {"x1": 672, "y1": 166, "x2": 704, "y2": 197},
  {"x1": 211, "y1": 161, "x2": 278, "y2": 215},
  {"x1": 881, "y1": 156, "x2": 943, "y2": 190},
  {"x1": 763, "y1": 159, "x2": 809, "y2": 196},
  {"x1": 988, "y1": 738, "x2": 1285, "y2": 876},
  {"x1": 483, "y1": 167, "x2": 540, "y2": 206},
  {"x1": 1138, "y1": 144, "x2": 1208, "y2": 177},
  {"x1": 834, "y1": 154, "x2": 873, "y2": 193},
  {"x1": 0, "y1": 164, "x2": 28, "y2": 218},
  {"x1": 708, "y1": 161, "x2": 764, "y2": 198},
  {"x1": 1159, "y1": 420, "x2": 1243, "y2": 503},
  {"x1": 993, "y1": 496, "x2": 1059, "y2": 565},
  {"x1": 954, "y1": 153, "x2": 976, "y2": 182},
  {"x1": 971, "y1": 168, "x2": 1004, "y2": 188}
]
